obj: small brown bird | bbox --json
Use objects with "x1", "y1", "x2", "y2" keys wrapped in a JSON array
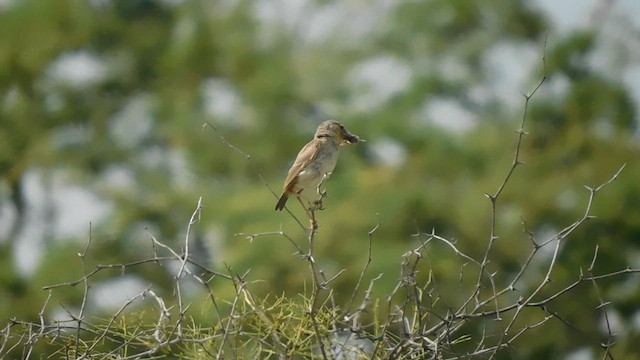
[{"x1": 275, "y1": 120, "x2": 361, "y2": 211}]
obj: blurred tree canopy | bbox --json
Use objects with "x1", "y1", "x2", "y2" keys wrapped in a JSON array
[{"x1": 0, "y1": 0, "x2": 639, "y2": 358}]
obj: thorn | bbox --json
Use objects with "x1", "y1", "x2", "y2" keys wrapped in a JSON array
[{"x1": 595, "y1": 301, "x2": 611, "y2": 310}]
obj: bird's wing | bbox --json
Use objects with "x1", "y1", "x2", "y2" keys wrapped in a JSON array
[{"x1": 282, "y1": 139, "x2": 322, "y2": 192}]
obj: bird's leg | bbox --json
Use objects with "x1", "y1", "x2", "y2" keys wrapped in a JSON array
[
  {"x1": 312, "y1": 187, "x2": 326, "y2": 211},
  {"x1": 312, "y1": 196, "x2": 325, "y2": 211},
  {"x1": 313, "y1": 173, "x2": 330, "y2": 211}
]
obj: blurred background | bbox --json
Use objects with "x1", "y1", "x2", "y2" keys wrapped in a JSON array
[{"x1": 1, "y1": 0, "x2": 639, "y2": 358}]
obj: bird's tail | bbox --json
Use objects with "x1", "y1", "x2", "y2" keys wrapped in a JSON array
[{"x1": 275, "y1": 194, "x2": 289, "y2": 211}]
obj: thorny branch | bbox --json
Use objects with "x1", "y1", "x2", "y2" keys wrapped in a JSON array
[{"x1": 2, "y1": 101, "x2": 637, "y2": 358}]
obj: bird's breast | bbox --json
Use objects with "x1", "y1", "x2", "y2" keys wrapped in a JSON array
[
  {"x1": 295, "y1": 144, "x2": 339, "y2": 190},
  {"x1": 314, "y1": 147, "x2": 338, "y2": 174}
]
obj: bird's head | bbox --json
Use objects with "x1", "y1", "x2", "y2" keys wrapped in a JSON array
[{"x1": 315, "y1": 120, "x2": 362, "y2": 146}]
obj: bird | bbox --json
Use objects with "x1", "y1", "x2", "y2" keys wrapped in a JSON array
[{"x1": 275, "y1": 120, "x2": 361, "y2": 211}]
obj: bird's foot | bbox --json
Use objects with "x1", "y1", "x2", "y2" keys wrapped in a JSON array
[{"x1": 311, "y1": 199, "x2": 325, "y2": 211}]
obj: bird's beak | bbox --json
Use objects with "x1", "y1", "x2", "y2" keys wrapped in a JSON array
[{"x1": 342, "y1": 129, "x2": 362, "y2": 145}]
